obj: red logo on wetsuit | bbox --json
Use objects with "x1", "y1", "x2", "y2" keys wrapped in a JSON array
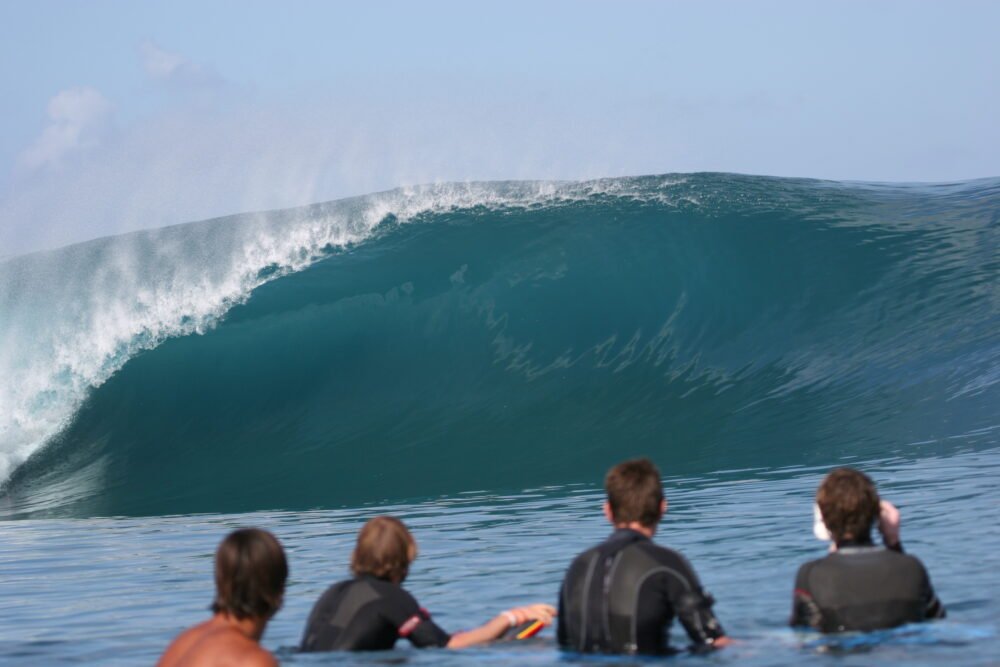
[{"x1": 398, "y1": 608, "x2": 431, "y2": 637}]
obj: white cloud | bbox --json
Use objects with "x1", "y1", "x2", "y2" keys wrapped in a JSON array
[
  {"x1": 140, "y1": 41, "x2": 221, "y2": 87},
  {"x1": 19, "y1": 87, "x2": 112, "y2": 170}
]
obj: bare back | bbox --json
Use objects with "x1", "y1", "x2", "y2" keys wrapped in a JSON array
[{"x1": 157, "y1": 616, "x2": 276, "y2": 667}]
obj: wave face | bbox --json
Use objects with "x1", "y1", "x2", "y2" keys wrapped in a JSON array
[{"x1": 1, "y1": 174, "x2": 998, "y2": 517}]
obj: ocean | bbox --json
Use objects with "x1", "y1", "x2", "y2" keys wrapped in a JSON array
[{"x1": 0, "y1": 173, "x2": 997, "y2": 664}]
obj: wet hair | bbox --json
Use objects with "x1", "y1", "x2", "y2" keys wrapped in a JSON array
[
  {"x1": 605, "y1": 458, "x2": 665, "y2": 527},
  {"x1": 210, "y1": 528, "x2": 288, "y2": 620},
  {"x1": 816, "y1": 468, "x2": 880, "y2": 543},
  {"x1": 351, "y1": 516, "x2": 418, "y2": 583}
]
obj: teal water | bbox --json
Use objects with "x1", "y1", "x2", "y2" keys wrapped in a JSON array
[
  {"x1": 1, "y1": 174, "x2": 997, "y2": 517},
  {"x1": 0, "y1": 173, "x2": 997, "y2": 663}
]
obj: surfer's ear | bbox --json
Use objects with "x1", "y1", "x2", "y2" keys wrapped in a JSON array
[{"x1": 603, "y1": 501, "x2": 614, "y2": 524}]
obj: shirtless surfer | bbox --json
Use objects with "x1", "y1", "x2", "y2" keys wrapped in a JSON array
[{"x1": 157, "y1": 528, "x2": 288, "y2": 667}]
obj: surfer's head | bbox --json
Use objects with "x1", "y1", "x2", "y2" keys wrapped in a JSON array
[
  {"x1": 816, "y1": 467, "x2": 880, "y2": 544},
  {"x1": 603, "y1": 458, "x2": 666, "y2": 531},
  {"x1": 211, "y1": 528, "x2": 288, "y2": 620},
  {"x1": 351, "y1": 516, "x2": 418, "y2": 584}
]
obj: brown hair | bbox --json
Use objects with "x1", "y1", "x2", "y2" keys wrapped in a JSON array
[
  {"x1": 605, "y1": 458, "x2": 664, "y2": 527},
  {"x1": 351, "y1": 516, "x2": 418, "y2": 583},
  {"x1": 211, "y1": 528, "x2": 288, "y2": 620},
  {"x1": 816, "y1": 468, "x2": 880, "y2": 543}
]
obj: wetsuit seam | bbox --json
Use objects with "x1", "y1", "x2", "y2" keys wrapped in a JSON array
[
  {"x1": 578, "y1": 553, "x2": 599, "y2": 651},
  {"x1": 630, "y1": 565, "x2": 694, "y2": 649},
  {"x1": 602, "y1": 551, "x2": 624, "y2": 647}
]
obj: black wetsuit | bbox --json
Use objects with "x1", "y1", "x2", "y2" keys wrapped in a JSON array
[
  {"x1": 558, "y1": 529, "x2": 726, "y2": 655},
  {"x1": 300, "y1": 575, "x2": 451, "y2": 652},
  {"x1": 790, "y1": 540, "x2": 945, "y2": 633}
]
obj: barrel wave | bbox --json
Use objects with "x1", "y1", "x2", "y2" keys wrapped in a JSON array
[{"x1": 1, "y1": 174, "x2": 997, "y2": 518}]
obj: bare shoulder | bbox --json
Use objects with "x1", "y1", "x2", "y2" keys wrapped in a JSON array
[
  {"x1": 221, "y1": 635, "x2": 278, "y2": 667},
  {"x1": 157, "y1": 621, "x2": 214, "y2": 667},
  {"x1": 156, "y1": 620, "x2": 276, "y2": 667},
  {"x1": 241, "y1": 646, "x2": 279, "y2": 667}
]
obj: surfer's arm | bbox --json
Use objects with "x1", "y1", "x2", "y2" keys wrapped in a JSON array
[
  {"x1": 446, "y1": 604, "x2": 555, "y2": 648},
  {"x1": 556, "y1": 582, "x2": 568, "y2": 646},
  {"x1": 675, "y1": 589, "x2": 728, "y2": 648},
  {"x1": 789, "y1": 563, "x2": 823, "y2": 628},
  {"x1": 878, "y1": 500, "x2": 903, "y2": 551},
  {"x1": 919, "y1": 563, "x2": 946, "y2": 619},
  {"x1": 663, "y1": 559, "x2": 728, "y2": 649}
]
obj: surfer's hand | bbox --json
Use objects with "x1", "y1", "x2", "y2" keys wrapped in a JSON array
[
  {"x1": 878, "y1": 500, "x2": 901, "y2": 549},
  {"x1": 504, "y1": 604, "x2": 557, "y2": 626},
  {"x1": 452, "y1": 603, "x2": 558, "y2": 648}
]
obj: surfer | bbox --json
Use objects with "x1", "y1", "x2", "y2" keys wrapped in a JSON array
[
  {"x1": 791, "y1": 467, "x2": 946, "y2": 632},
  {"x1": 557, "y1": 458, "x2": 730, "y2": 655},
  {"x1": 156, "y1": 528, "x2": 288, "y2": 667},
  {"x1": 299, "y1": 515, "x2": 555, "y2": 651}
]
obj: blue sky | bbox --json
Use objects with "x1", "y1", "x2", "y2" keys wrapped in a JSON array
[{"x1": 1, "y1": 0, "x2": 998, "y2": 254}]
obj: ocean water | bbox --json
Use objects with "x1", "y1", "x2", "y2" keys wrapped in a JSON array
[
  {"x1": 0, "y1": 173, "x2": 997, "y2": 664},
  {"x1": 0, "y1": 450, "x2": 996, "y2": 665}
]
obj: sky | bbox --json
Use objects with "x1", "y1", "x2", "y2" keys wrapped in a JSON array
[{"x1": 1, "y1": 0, "x2": 998, "y2": 255}]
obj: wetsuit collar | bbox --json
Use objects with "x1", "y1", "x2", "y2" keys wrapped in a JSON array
[
  {"x1": 835, "y1": 536, "x2": 883, "y2": 554},
  {"x1": 608, "y1": 527, "x2": 650, "y2": 543}
]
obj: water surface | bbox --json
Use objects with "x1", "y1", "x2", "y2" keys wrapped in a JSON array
[{"x1": 1, "y1": 449, "x2": 995, "y2": 665}]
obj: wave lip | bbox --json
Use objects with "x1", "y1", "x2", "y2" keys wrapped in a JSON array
[
  {"x1": 1, "y1": 173, "x2": 998, "y2": 517},
  {"x1": 0, "y1": 179, "x2": 644, "y2": 480}
]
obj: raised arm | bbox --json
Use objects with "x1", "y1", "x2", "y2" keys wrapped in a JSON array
[{"x1": 878, "y1": 500, "x2": 903, "y2": 551}]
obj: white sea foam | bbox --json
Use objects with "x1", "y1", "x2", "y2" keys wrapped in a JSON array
[{"x1": 0, "y1": 178, "x2": 690, "y2": 482}]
